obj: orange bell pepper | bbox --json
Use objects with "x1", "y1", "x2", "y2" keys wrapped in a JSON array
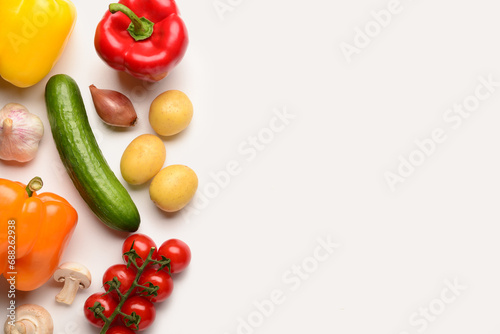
[{"x1": 0, "y1": 177, "x2": 78, "y2": 291}]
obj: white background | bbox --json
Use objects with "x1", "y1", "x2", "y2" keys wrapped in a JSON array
[{"x1": 1, "y1": 0, "x2": 500, "y2": 333}]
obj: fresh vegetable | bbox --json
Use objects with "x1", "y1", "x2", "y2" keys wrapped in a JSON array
[
  {"x1": 0, "y1": 177, "x2": 78, "y2": 291},
  {"x1": 86, "y1": 244, "x2": 163, "y2": 332},
  {"x1": 120, "y1": 296, "x2": 156, "y2": 331},
  {"x1": 137, "y1": 267, "x2": 173, "y2": 302},
  {"x1": 94, "y1": 0, "x2": 188, "y2": 81},
  {"x1": 102, "y1": 264, "x2": 136, "y2": 299},
  {"x1": 4, "y1": 304, "x2": 54, "y2": 334},
  {"x1": 0, "y1": 0, "x2": 76, "y2": 87},
  {"x1": 122, "y1": 234, "x2": 158, "y2": 268},
  {"x1": 149, "y1": 90, "x2": 193, "y2": 136},
  {"x1": 149, "y1": 164, "x2": 198, "y2": 212},
  {"x1": 0, "y1": 103, "x2": 44, "y2": 162},
  {"x1": 89, "y1": 85, "x2": 137, "y2": 127},
  {"x1": 157, "y1": 239, "x2": 191, "y2": 274},
  {"x1": 45, "y1": 74, "x2": 140, "y2": 232},
  {"x1": 84, "y1": 293, "x2": 119, "y2": 328},
  {"x1": 120, "y1": 134, "x2": 166, "y2": 185},
  {"x1": 53, "y1": 262, "x2": 92, "y2": 305},
  {"x1": 105, "y1": 326, "x2": 136, "y2": 334},
  {"x1": 85, "y1": 234, "x2": 191, "y2": 333}
]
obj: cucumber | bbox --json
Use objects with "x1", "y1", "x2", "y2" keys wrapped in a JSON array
[{"x1": 45, "y1": 74, "x2": 140, "y2": 232}]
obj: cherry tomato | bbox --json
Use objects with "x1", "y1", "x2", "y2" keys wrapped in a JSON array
[
  {"x1": 137, "y1": 267, "x2": 174, "y2": 303},
  {"x1": 121, "y1": 296, "x2": 156, "y2": 331},
  {"x1": 103, "y1": 264, "x2": 137, "y2": 299},
  {"x1": 122, "y1": 234, "x2": 157, "y2": 267},
  {"x1": 106, "y1": 326, "x2": 136, "y2": 334},
  {"x1": 84, "y1": 292, "x2": 118, "y2": 328},
  {"x1": 157, "y1": 239, "x2": 191, "y2": 274}
]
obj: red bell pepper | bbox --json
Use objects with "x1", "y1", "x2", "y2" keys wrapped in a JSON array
[{"x1": 94, "y1": 0, "x2": 188, "y2": 82}]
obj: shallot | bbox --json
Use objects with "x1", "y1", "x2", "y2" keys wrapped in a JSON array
[{"x1": 89, "y1": 85, "x2": 137, "y2": 127}]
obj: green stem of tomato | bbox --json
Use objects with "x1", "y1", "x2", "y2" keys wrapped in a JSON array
[{"x1": 99, "y1": 247, "x2": 158, "y2": 333}]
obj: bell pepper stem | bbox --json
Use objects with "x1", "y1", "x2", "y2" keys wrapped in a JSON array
[
  {"x1": 108, "y1": 3, "x2": 154, "y2": 41},
  {"x1": 26, "y1": 177, "x2": 43, "y2": 197}
]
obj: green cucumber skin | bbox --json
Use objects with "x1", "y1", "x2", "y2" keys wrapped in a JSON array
[{"x1": 45, "y1": 74, "x2": 140, "y2": 232}]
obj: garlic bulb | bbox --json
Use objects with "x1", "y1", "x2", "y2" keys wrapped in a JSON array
[{"x1": 0, "y1": 103, "x2": 44, "y2": 162}]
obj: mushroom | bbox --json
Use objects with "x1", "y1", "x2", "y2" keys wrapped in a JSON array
[
  {"x1": 4, "y1": 304, "x2": 54, "y2": 334},
  {"x1": 53, "y1": 262, "x2": 92, "y2": 305}
]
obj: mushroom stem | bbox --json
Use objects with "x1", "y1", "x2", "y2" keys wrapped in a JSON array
[
  {"x1": 55, "y1": 278, "x2": 81, "y2": 305},
  {"x1": 12, "y1": 319, "x2": 36, "y2": 333}
]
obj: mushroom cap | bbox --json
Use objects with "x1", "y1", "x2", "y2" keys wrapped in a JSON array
[
  {"x1": 53, "y1": 262, "x2": 92, "y2": 288},
  {"x1": 4, "y1": 304, "x2": 54, "y2": 334}
]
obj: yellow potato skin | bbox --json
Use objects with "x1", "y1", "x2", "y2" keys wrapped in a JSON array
[
  {"x1": 149, "y1": 90, "x2": 193, "y2": 136},
  {"x1": 150, "y1": 165, "x2": 198, "y2": 212},
  {"x1": 120, "y1": 134, "x2": 166, "y2": 185}
]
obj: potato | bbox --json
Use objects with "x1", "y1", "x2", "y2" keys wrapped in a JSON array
[
  {"x1": 149, "y1": 90, "x2": 193, "y2": 136},
  {"x1": 149, "y1": 165, "x2": 198, "y2": 212},
  {"x1": 120, "y1": 134, "x2": 166, "y2": 185}
]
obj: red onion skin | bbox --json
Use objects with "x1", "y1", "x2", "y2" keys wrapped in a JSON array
[{"x1": 89, "y1": 85, "x2": 137, "y2": 127}]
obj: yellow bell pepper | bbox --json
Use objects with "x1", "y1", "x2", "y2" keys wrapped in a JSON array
[{"x1": 0, "y1": 0, "x2": 77, "y2": 88}]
